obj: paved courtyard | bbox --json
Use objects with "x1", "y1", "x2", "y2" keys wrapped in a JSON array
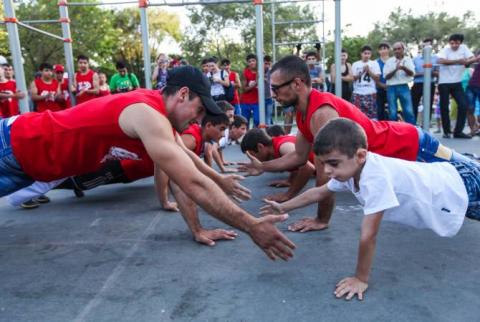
[{"x1": 0, "y1": 135, "x2": 479, "y2": 322}]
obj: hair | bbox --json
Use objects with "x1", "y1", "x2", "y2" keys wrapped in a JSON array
[
  {"x1": 266, "y1": 124, "x2": 286, "y2": 137},
  {"x1": 39, "y1": 63, "x2": 53, "y2": 71},
  {"x1": 221, "y1": 58, "x2": 231, "y2": 66},
  {"x1": 231, "y1": 114, "x2": 248, "y2": 129},
  {"x1": 216, "y1": 100, "x2": 234, "y2": 112},
  {"x1": 341, "y1": 48, "x2": 347, "y2": 54},
  {"x1": 77, "y1": 55, "x2": 89, "y2": 62},
  {"x1": 201, "y1": 112, "x2": 230, "y2": 127},
  {"x1": 305, "y1": 51, "x2": 317, "y2": 59},
  {"x1": 378, "y1": 42, "x2": 390, "y2": 50},
  {"x1": 361, "y1": 45, "x2": 373, "y2": 53},
  {"x1": 116, "y1": 61, "x2": 127, "y2": 70},
  {"x1": 423, "y1": 37, "x2": 433, "y2": 44},
  {"x1": 313, "y1": 118, "x2": 367, "y2": 158},
  {"x1": 270, "y1": 55, "x2": 311, "y2": 87},
  {"x1": 240, "y1": 128, "x2": 272, "y2": 153},
  {"x1": 208, "y1": 57, "x2": 218, "y2": 64},
  {"x1": 201, "y1": 58, "x2": 209, "y2": 65},
  {"x1": 246, "y1": 53, "x2": 257, "y2": 61},
  {"x1": 449, "y1": 33, "x2": 464, "y2": 43},
  {"x1": 2, "y1": 63, "x2": 11, "y2": 68},
  {"x1": 264, "y1": 55, "x2": 272, "y2": 62},
  {"x1": 161, "y1": 85, "x2": 199, "y2": 101}
]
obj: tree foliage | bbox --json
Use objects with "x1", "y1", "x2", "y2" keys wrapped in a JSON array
[
  {"x1": 181, "y1": 3, "x2": 320, "y2": 70},
  {"x1": 366, "y1": 8, "x2": 480, "y2": 53}
]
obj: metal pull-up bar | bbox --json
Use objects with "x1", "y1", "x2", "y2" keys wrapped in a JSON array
[
  {"x1": 274, "y1": 40, "x2": 323, "y2": 46},
  {"x1": 274, "y1": 19, "x2": 323, "y2": 25}
]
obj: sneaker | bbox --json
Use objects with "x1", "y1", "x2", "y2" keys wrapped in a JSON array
[
  {"x1": 33, "y1": 195, "x2": 50, "y2": 203},
  {"x1": 442, "y1": 133, "x2": 451, "y2": 138},
  {"x1": 21, "y1": 200, "x2": 39, "y2": 209},
  {"x1": 453, "y1": 132, "x2": 472, "y2": 139}
]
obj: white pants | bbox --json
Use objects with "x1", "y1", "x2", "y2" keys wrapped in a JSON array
[{"x1": 7, "y1": 179, "x2": 66, "y2": 207}]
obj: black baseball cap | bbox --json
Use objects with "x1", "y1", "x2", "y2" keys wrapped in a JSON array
[{"x1": 167, "y1": 66, "x2": 223, "y2": 115}]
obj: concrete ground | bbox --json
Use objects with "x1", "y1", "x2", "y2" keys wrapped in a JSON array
[{"x1": 0, "y1": 134, "x2": 479, "y2": 322}]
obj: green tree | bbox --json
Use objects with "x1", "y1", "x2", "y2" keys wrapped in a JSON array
[
  {"x1": 181, "y1": 3, "x2": 319, "y2": 70},
  {"x1": 366, "y1": 8, "x2": 480, "y2": 53}
]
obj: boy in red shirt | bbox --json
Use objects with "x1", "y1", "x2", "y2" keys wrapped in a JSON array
[
  {"x1": 241, "y1": 128, "x2": 315, "y2": 203},
  {"x1": 0, "y1": 65, "x2": 23, "y2": 117},
  {"x1": 240, "y1": 54, "x2": 259, "y2": 127},
  {"x1": 30, "y1": 63, "x2": 62, "y2": 112},
  {"x1": 74, "y1": 55, "x2": 99, "y2": 104},
  {"x1": 53, "y1": 64, "x2": 72, "y2": 110}
]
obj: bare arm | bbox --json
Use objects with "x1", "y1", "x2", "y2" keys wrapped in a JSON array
[
  {"x1": 153, "y1": 165, "x2": 178, "y2": 211},
  {"x1": 234, "y1": 73, "x2": 242, "y2": 90},
  {"x1": 342, "y1": 63, "x2": 354, "y2": 82},
  {"x1": 151, "y1": 65, "x2": 159, "y2": 83},
  {"x1": 334, "y1": 212, "x2": 383, "y2": 301},
  {"x1": 119, "y1": 104, "x2": 295, "y2": 260},
  {"x1": 30, "y1": 81, "x2": 46, "y2": 101},
  {"x1": 86, "y1": 73, "x2": 100, "y2": 95}
]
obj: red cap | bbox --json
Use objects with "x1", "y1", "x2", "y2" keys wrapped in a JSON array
[{"x1": 54, "y1": 64, "x2": 64, "y2": 73}]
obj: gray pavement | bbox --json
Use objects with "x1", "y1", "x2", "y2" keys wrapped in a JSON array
[{"x1": 0, "y1": 134, "x2": 479, "y2": 322}]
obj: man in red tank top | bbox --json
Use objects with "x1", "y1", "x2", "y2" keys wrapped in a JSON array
[
  {"x1": 0, "y1": 66, "x2": 294, "y2": 260},
  {"x1": 0, "y1": 65, "x2": 23, "y2": 117},
  {"x1": 30, "y1": 63, "x2": 62, "y2": 112},
  {"x1": 221, "y1": 59, "x2": 242, "y2": 115},
  {"x1": 53, "y1": 64, "x2": 71, "y2": 110},
  {"x1": 240, "y1": 55, "x2": 468, "y2": 233},
  {"x1": 241, "y1": 128, "x2": 315, "y2": 203},
  {"x1": 74, "y1": 55, "x2": 99, "y2": 105}
]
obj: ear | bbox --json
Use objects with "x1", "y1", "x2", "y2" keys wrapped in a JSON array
[
  {"x1": 356, "y1": 148, "x2": 368, "y2": 163},
  {"x1": 257, "y1": 143, "x2": 265, "y2": 152},
  {"x1": 178, "y1": 86, "x2": 189, "y2": 101}
]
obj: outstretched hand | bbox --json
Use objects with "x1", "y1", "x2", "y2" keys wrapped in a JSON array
[
  {"x1": 334, "y1": 276, "x2": 368, "y2": 301},
  {"x1": 249, "y1": 214, "x2": 296, "y2": 261},
  {"x1": 237, "y1": 152, "x2": 264, "y2": 177},
  {"x1": 218, "y1": 174, "x2": 252, "y2": 201},
  {"x1": 162, "y1": 201, "x2": 179, "y2": 212},
  {"x1": 259, "y1": 198, "x2": 286, "y2": 216},
  {"x1": 194, "y1": 228, "x2": 238, "y2": 246}
]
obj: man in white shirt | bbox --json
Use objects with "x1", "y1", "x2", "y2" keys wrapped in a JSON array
[
  {"x1": 261, "y1": 118, "x2": 480, "y2": 301},
  {"x1": 438, "y1": 33, "x2": 480, "y2": 138},
  {"x1": 351, "y1": 46, "x2": 381, "y2": 119},
  {"x1": 383, "y1": 42, "x2": 416, "y2": 124},
  {"x1": 206, "y1": 58, "x2": 230, "y2": 101}
]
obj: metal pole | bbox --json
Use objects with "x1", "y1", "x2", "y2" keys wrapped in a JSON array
[
  {"x1": 254, "y1": 0, "x2": 266, "y2": 127},
  {"x1": 58, "y1": 0, "x2": 76, "y2": 106},
  {"x1": 321, "y1": 0, "x2": 325, "y2": 91},
  {"x1": 16, "y1": 21, "x2": 65, "y2": 41},
  {"x1": 334, "y1": 0, "x2": 341, "y2": 97},
  {"x1": 271, "y1": 1, "x2": 276, "y2": 62},
  {"x1": 3, "y1": 0, "x2": 28, "y2": 113},
  {"x1": 139, "y1": 0, "x2": 152, "y2": 89},
  {"x1": 422, "y1": 45, "x2": 432, "y2": 131}
]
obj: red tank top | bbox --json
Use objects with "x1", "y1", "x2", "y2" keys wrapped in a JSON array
[
  {"x1": 34, "y1": 78, "x2": 61, "y2": 112},
  {"x1": 229, "y1": 71, "x2": 240, "y2": 105},
  {"x1": 272, "y1": 135, "x2": 315, "y2": 164},
  {"x1": 0, "y1": 80, "x2": 18, "y2": 117},
  {"x1": 120, "y1": 153, "x2": 154, "y2": 182},
  {"x1": 75, "y1": 70, "x2": 97, "y2": 104},
  {"x1": 240, "y1": 68, "x2": 258, "y2": 104},
  {"x1": 11, "y1": 89, "x2": 168, "y2": 181},
  {"x1": 296, "y1": 90, "x2": 419, "y2": 161},
  {"x1": 182, "y1": 123, "x2": 204, "y2": 156},
  {"x1": 98, "y1": 87, "x2": 111, "y2": 97}
]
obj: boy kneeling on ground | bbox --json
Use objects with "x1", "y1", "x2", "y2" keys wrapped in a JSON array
[{"x1": 261, "y1": 118, "x2": 480, "y2": 300}]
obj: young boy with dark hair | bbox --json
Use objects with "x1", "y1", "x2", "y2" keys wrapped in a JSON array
[
  {"x1": 229, "y1": 114, "x2": 248, "y2": 144},
  {"x1": 241, "y1": 128, "x2": 315, "y2": 202},
  {"x1": 261, "y1": 117, "x2": 480, "y2": 300}
]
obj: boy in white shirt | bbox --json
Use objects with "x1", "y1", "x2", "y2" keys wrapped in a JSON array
[
  {"x1": 351, "y1": 45, "x2": 381, "y2": 119},
  {"x1": 261, "y1": 118, "x2": 480, "y2": 301}
]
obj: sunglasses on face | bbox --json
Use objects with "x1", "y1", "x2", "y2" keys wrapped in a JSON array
[{"x1": 270, "y1": 78, "x2": 297, "y2": 94}]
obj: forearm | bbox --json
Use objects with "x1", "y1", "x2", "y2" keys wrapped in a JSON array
[
  {"x1": 385, "y1": 70, "x2": 397, "y2": 80},
  {"x1": 212, "y1": 147, "x2": 227, "y2": 172},
  {"x1": 285, "y1": 164, "x2": 314, "y2": 198},
  {"x1": 281, "y1": 186, "x2": 327, "y2": 212},
  {"x1": 169, "y1": 181, "x2": 203, "y2": 234},
  {"x1": 154, "y1": 169, "x2": 170, "y2": 205},
  {"x1": 262, "y1": 151, "x2": 307, "y2": 172},
  {"x1": 184, "y1": 175, "x2": 256, "y2": 232},
  {"x1": 355, "y1": 237, "x2": 377, "y2": 282},
  {"x1": 182, "y1": 143, "x2": 223, "y2": 184}
]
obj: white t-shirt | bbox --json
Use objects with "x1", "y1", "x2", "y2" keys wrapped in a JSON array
[
  {"x1": 327, "y1": 152, "x2": 467, "y2": 237},
  {"x1": 218, "y1": 128, "x2": 230, "y2": 149},
  {"x1": 351, "y1": 60, "x2": 381, "y2": 95},
  {"x1": 438, "y1": 44, "x2": 474, "y2": 84},
  {"x1": 383, "y1": 56, "x2": 415, "y2": 86},
  {"x1": 208, "y1": 70, "x2": 226, "y2": 97}
]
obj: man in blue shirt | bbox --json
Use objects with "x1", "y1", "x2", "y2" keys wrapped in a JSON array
[{"x1": 411, "y1": 38, "x2": 438, "y2": 123}]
